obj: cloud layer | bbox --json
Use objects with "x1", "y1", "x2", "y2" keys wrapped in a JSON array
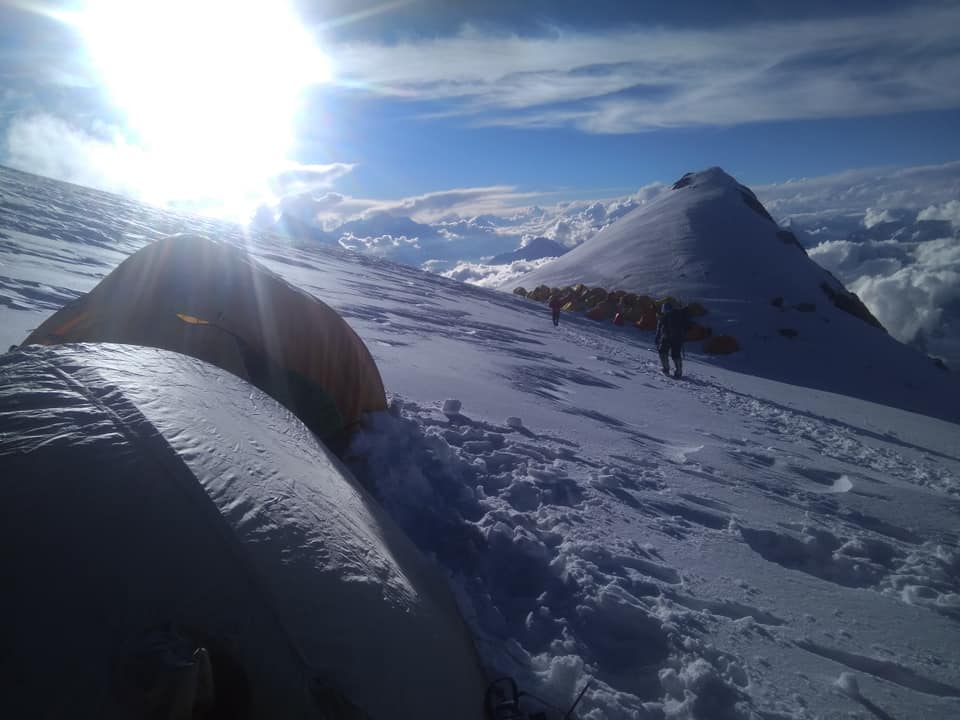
[
  {"x1": 436, "y1": 257, "x2": 556, "y2": 289},
  {"x1": 277, "y1": 181, "x2": 668, "y2": 270},
  {"x1": 3, "y1": 113, "x2": 148, "y2": 198},
  {"x1": 329, "y1": 4, "x2": 960, "y2": 131},
  {"x1": 806, "y1": 198, "x2": 960, "y2": 367},
  {"x1": 755, "y1": 161, "x2": 960, "y2": 223}
]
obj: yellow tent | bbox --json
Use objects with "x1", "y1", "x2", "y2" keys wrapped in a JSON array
[{"x1": 23, "y1": 234, "x2": 386, "y2": 448}]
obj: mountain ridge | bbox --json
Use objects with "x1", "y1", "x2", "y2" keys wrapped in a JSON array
[{"x1": 489, "y1": 236, "x2": 569, "y2": 265}]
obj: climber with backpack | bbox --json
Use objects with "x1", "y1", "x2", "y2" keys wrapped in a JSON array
[{"x1": 655, "y1": 301, "x2": 690, "y2": 378}]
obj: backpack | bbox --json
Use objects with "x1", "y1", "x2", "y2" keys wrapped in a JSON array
[{"x1": 664, "y1": 307, "x2": 689, "y2": 342}]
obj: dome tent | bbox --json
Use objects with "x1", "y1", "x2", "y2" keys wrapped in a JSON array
[
  {"x1": 22, "y1": 234, "x2": 386, "y2": 450},
  {"x1": 0, "y1": 343, "x2": 488, "y2": 719}
]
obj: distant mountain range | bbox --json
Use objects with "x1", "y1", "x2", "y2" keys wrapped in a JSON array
[{"x1": 489, "y1": 237, "x2": 569, "y2": 265}]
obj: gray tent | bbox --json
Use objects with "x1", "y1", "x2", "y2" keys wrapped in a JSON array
[{"x1": 0, "y1": 343, "x2": 487, "y2": 719}]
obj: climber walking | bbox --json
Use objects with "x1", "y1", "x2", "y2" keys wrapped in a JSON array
[
  {"x1": 549, "y1": 294, "x2": 562, "y2": 327},
  {"x1": 655, "y1": 302, "x2": 689, "y2": 378}
]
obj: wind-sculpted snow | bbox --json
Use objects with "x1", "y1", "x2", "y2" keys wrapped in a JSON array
[
  {"x1": 2, "y1": 165, "x2": 960, "y2": 718},
  {"x1": 345, "y1": 403, "x2": 694, "y2": 717},
  {"x1": 345, "y1": 384, "x2": 960, "y2": 717}
]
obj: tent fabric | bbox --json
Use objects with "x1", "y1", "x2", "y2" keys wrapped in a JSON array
[
  {"x1": 22, "y1": 234, "x2": 386, "y2": 445},
  {"x1": 704, "y1": 334, "x2": 740, "y2": 354},
  {"x1": 685, "y1": 322, "x2": 712, "y2": 342},
  {"x1": 0, "y1": 343, "x2": 487, "y2": 720}
]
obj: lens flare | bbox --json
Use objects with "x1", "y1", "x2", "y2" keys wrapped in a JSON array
[{"x1": 77, "y1": 0, "x2": 331, "y2": 216}]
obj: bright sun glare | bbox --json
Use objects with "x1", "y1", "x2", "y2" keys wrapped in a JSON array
[{"x1": 76, "y1": 0, "x2": 331, "y2": 217}]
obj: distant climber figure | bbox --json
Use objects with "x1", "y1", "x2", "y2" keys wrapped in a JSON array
[
  {"x1": 612, "y1": 299, "x2": 625, "y2": 326},
  {"x1": 656, "y1": 302, "x2": 690, "y2": 378},
  {"x1": 549, "y1": 294, "x2": 562, "y2": 326}
]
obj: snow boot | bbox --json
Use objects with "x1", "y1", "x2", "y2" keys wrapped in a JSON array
[{"x1": 673, "y1": 359, "x2": 683, "y2": 379}]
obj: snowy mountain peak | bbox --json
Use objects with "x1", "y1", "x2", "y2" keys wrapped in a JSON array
[
  {"x1": 489, "y1": 236, "x2": 569, "y2": 265},
  {"x1": 670, "y1": 166, "x2": 777, "y2": 224},
  {"x1": 508, "y1": 167, "x2": 957, "y2": 417},
  {"x1": 510, "y1": 166, "x2": 838, "y2": 305},
  {"x1": 671, "y1": 165, "x2": 741, "y2": 191}
]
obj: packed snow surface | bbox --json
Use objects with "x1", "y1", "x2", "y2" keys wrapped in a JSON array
[{"x1": 2, "y1": 166, "x2": 960, "y2": 719}]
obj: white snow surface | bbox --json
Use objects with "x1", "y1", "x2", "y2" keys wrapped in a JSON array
[{"x1": 2, "y1": 165, "x2": 960, "y2": 719}]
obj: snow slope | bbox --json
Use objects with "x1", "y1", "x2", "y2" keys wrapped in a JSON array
[
  {"x1": 509, "y1": 168, "x2": 960, "y2": 422},
  {"x1": 2, "y1": 165, "x2": 960, "y2": 719}
]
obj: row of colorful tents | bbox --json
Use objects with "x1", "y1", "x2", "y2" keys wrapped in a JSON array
[{"x1": 514, "y1": 283, "x2": 740, "y2": 355}]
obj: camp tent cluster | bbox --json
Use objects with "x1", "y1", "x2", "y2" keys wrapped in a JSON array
[
  {"x1": 514, "y1": 283, "x2": 740, "y2": 355},
  {"x1": 2, "y1": 235, "x2": 490, "y2": 719}
]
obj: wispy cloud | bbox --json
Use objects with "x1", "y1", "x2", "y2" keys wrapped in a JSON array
[
  {"x1": 0, "y1": 2, "x2": 93, "y2": 88},
  {"x1": 329, "y1": 4, "x2": 960, "y2": 131},
  {"x1": 2, "y1": 113, "x2": 149, "y2": 197},
  {"x1": 439, "y1": 257, "x2": 556, "y2": 288},
  {"x1": 285, "y1": 185, "x2": 541, "y2": 230},
  {"x1": 275, "y1": 180, "x2": 667, "y2": 274},
  {"x1": 376, "y1": 186, "x2": 544, "y2": 221},
  {"x1": 755, "y1": 161, "x2": 960, "y2": 221},
  {"x1": 918, "y1": 199, "x2": 960, "y2": 225},
  {"x1": 268, "y1": 162, "x2": 356, "y2": 196}
]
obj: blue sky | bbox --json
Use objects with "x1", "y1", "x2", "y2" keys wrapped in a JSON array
[{"x1": 1, "y1": 0, "x2": 959, "y2": 217}]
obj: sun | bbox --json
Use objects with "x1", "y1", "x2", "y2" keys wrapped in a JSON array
[{"x1": 76, "y1": 0, "x2": 331, "y2": 217}]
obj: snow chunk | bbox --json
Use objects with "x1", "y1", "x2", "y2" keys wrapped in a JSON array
[
  {"x1": 661, "y1": 658, "x2": 752, "y2": 720},
  {"x1": 442, "y1": 398, "x2": 462, "y2": 415},
  {"x1": 835, "y1": 672, "x2": 861, "y2": 698}
]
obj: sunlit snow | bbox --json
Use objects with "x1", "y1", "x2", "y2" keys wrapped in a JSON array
[{"x1": 1, "y1": 166, "x2": 959, "y2": 719}]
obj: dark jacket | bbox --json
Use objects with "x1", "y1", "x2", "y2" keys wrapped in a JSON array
[{"x1": 656, "y1": 307, "x2": 689, "y2": 347}]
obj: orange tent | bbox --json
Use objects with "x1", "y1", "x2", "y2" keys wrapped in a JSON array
[
  {"x1": 22, "y1": 234, "x2": 386, "y2": 449},
  {"x1": 587, "y1": 301, "x2": 617, "y2": 321},
  {"x1": 686, "y1": 323, "x2": 712, "y2": 342},
  {"x1": 635, "y1": 312, "x2": 658, "y2": 331},
  {"x1": 704, "y1": 335, "x2": 740, "y2": 355}
]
